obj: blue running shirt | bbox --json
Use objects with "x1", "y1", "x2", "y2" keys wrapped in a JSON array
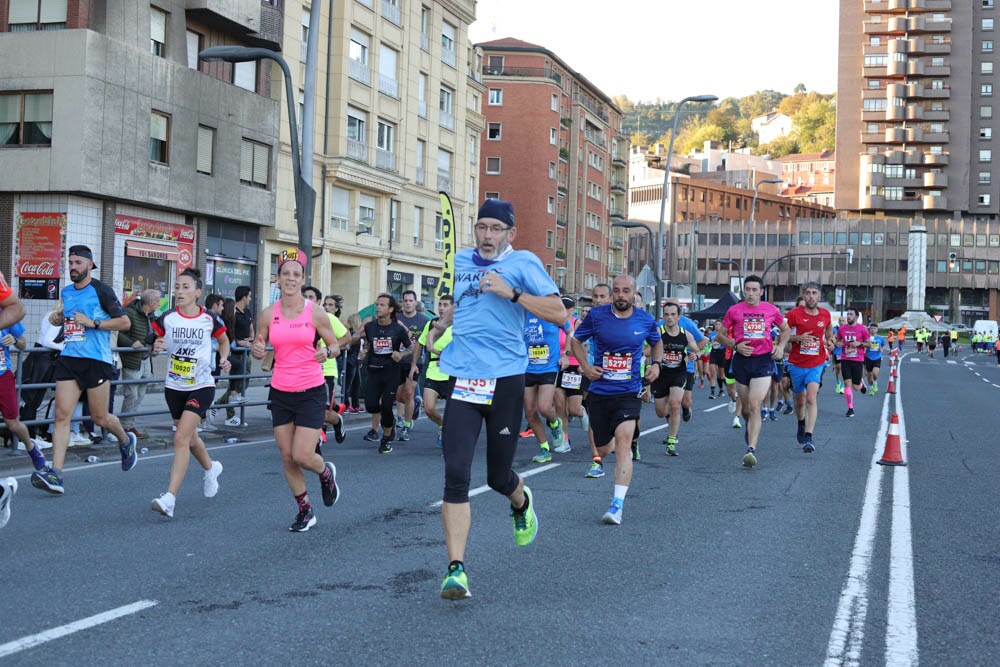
[
  {"x1": 0, "y1": 319, "x2": 25, "y2": 374},
  {"x1": 61, "y1": 279, "x2": 126, "y2": 365},
  {"x1": 573, "y1": 304, "x2": 660, "y2": 395},
  {"x1": 524, "y1": 314, "x2": 565, "y2": 374},
  {"x1": 440, "y1": 248, "x2": 559, "y2": 380}
]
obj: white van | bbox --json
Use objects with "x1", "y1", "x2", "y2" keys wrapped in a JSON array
[{"x1": 973, "y1": 319, "x2": 998, "y2": 339}]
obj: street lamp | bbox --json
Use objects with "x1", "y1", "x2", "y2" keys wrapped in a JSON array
[
  {"x1": 741, "y1": 177, "x2": 783, "y2": 286},
  {"x1": 613, "y1": 220, "x2": 659, "y2": 307},
  {"x1": 714, "y1": 259, "x2": 741, "y2": 297},
  {"x1": 555, "y1": 265, "x2": 567, "y2": 291},
  {"x1": 199, "y1": 46, "x2": 316, "y2": 282},
  {"x1": 656, "y1": 93, "x2": 718, "y2": 319}
]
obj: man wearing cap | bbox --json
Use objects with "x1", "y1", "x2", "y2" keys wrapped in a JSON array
[
  {"x1": 31, "y1": 246, "x2": 138, "y2": 495},
  {"x1": 431, "y1": 199, "x2": 564, "y2": 600}
]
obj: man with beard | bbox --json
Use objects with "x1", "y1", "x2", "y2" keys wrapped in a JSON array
[
  {"x1": 716, "y1": 275, "x2": 789, "y2": 468},
  {"x1": 31, "y1": 246, "x2": 137, "y2": 494},
  {"x1": 581, "y1": 283, "x2": 612, "y2": 477},
  {"x1": 396, "y1": 290, "x2": 429, "y2": 441},
  {"x1": 432, "y1": 199, "x2": 563, "y2": 600},
  {"x1": 835, "y1": 309, "x2": 871, "y2": 418},
  {"x1": 784, "y1": 283, "x2": 834, "y2": 453},
  {"x1": 569, "y1": 275, "x2": 661, "y2": 525}
]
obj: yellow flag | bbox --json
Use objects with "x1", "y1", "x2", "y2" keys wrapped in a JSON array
[{"x1": 436, "y1": 192, "x2": 456, "y2": 298}]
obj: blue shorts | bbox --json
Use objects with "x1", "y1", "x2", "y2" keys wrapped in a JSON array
[
  {"x1": 787, "y1": 363, "x2": 825, "y2": 394},
  {"x1": 730, "y1": 353, "x2": 777, "y2": 386}
]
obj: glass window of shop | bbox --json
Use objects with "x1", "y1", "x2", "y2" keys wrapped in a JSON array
[
  {"x1": 421, "y1": 275, "x2": 438, "y2": 313},
  {"x1": 204, "y1": 222, "x2": 258, "y2": 300}
]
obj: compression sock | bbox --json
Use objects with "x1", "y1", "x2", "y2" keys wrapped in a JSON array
[
  {"x1": 844, "y1": 386, "x2": 854, "y2": 409},
  {"x1": 295, "y1": 491, "x2": 311, "y2": 512}
]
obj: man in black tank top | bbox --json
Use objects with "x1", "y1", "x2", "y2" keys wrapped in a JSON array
[{"x1": 649, "y1": 302, "x2": 700, "y2": 456}]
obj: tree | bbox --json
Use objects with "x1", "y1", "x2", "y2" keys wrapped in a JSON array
[
  {"x1": 794, "y1": 83, "x2": 807, "y2": 94},
  {"x1": 630, "y1": 131, "x2": 652, "y2": 148},
  {"x1": 738, "y1": 90, "x2": 786, "y2": 119},
  {"x1": 758, "y1": 134, "x2": 800, "y2": 158},
  {"x1": 794, "y1": 96, "x2": 837, "y2": 152}
]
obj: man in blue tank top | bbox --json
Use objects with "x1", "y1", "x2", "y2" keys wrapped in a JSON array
[{"x1": 31, "y1": 246, "x2": 138, "y2": 495}]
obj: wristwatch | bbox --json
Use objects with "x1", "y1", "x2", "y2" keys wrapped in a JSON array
[
  {"x1": 510, "y1": 287, "x2": 523, "y2": 303},
  {"x1": 93, "y1": 318, "x2": 103, "y2": 330}
]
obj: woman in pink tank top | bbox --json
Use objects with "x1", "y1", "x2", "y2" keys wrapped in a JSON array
[{"x1": 251, "y1": 256, "x2": 342, "y2": 532}]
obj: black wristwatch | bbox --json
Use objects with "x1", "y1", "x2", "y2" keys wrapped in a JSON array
[{"x1": 510, "y1": 287, "x2": 523, "y2": 303}]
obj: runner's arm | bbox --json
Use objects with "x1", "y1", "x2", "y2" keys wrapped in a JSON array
[{"x1": 0, "y1": 293, "x2": 24, "y2": 331}]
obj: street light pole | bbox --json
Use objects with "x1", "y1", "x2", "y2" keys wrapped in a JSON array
[
  {"x1": 199, "y1": 46, "x2": 317, "y2": 282},
  {"x1": 690, "y1": 225, "x2": 698, "y2": 311},
  {"x1": 613, "y1": 220, "x2": 658, "y2": 310},
  {"x1": 656, "y1": 94, "x2": 717, "y2": 320},
  {"x1": 741, "y1": 177, "x2": 783, "y2": 287}
]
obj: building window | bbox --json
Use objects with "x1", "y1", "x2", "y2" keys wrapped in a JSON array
[
  {"x1": 549, "y1": 162, "x2": 556, "y2": 179},
  {"x1": 485, "y1": 156, "x2": 500, "y2": 174},
  {"x1": 417, "y1": 73, "x2": 427, "y2": 118},
  {"x1": 439, "y1": 86, "x2": 454, "y2": 131},
  {"x1": 985, "y1": 18, "x2": 996, "y2": 30},
  {"x1": 415, "y1": 139, "x2": 425, "y2": 185},
  {"x1": 300, "y1": 10, "x2": 310, "y2": 62},
  {"x1": 546, "y1": 230, "x2": 553, "y2": 248},
  {"x1": 349, "y1": 29, "x2": 371, "y2": 84},
  {"x1": 985, "y1": 40, "x2": 995, "y2": 53},
  {"x1": 984, "y1": 62, "x2": 995, "y2": 75},
  {"x1": 869, "y1": 36, "x2": 881, "y2": 46},
  {"x1": 419, "y1": 6, "x2": 429, "y2": 51},
  {"x1": 547, "y1": 197, "x2": 554, "y2": 213},
  {"x1": 981, "y1": 149, "x2": 992, "y2": 162},
  {"x1": 149, "y1": 111, "x2": 170, "y2": 164},
  {"x1": 186, "y1": 30, "x2": 202, "y2": 70},
  {"x1": 984, "y1": 84, "x2": 994, "y2": 96},
  {"x1": 983, "y1": 105, "x2": 994, "y2": 119},
  {"x1": 488, "y1": 88, "x2": 503, "y2": 105},
  {"x1": 469, "y1": 135, "x2": 477, "y2": 164},
  {"x1": 487, "y1": 122, "x2": 501, "y2": 140},
  {"x1": 441, "y1": 21, "x2": 456, "y2": 67},
  {"x1": 196, "y1": 125, "x2": 214, "y2": 175},
  {"x1": 551, "y1": 93, "x2": 559, "y2": 111},
  {"x1": 982, "y1": 127, "x2": 993, "y2": 139},
  {"x1": 233, "y1": 61, "x2": 257, "y2": 92},
  {"x1": 979, "y1": 171, "x2": 992, "y2": 184},
  {"x1": 150, "y1": 7, "x2": 166, "y2": 57},
  {"x1": 485, "y1": 191, "x2": 499, "y2": 200},
  {"x1": 7, "y1": 0, "x2": 67, "y2": 31},
  {"x1": 979, "y1": 194, "x2": 992, "y2": 206},
  {"x1": 434, "y1": 213, "x2": 444, "y2": 250},
  {"x1": 0, "y1": 92, "x2": 53, "y2": 146},
  {"x1": 329, "y1": 185, "x2": 349, "y2": 231},
  {"x1": 389, "y1": 199, "x2": 399, "y2": 242},
  {"x1": 379, "y1": 44, "x2": 399, "y2": 97},
  {"x1": 376, "y1": 120, "x2": 395, "y2": 170},
  {"x1": 486, "y1": 55, "x2": 503, "y2": 73},
  {"x1": 240, "y1": 139, "x2": 270, "y2": 189},
  {"x1": 413, "y1": 206, "x2": 423, "y2": 246},
  {"x1": 347, "y1": 108, "x2": 367, "y2": 161},
  {"x1": 468, "y1": 176, "x2": 476, "y2": 203}
]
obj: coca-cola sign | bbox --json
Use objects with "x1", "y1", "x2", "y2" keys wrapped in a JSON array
[
  {"x1": 15, "y1": 213, "x2": 65, "y2": 279},
  {"x1": 115, "y1": 215, "x2": 196, "y2": 243}
]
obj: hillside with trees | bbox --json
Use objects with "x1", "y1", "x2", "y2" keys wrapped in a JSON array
[{"x1": 614, "y1": 86, "x2": 836, "y2": 159}]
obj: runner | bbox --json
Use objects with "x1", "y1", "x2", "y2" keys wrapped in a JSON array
[
  {"x1": 832, "y1": 317, "x2": 845, "y2": 394},
  {"x1": 0, "y1": 300, "x2": 48, "y2": 474},
  {"x1": 147, "y1": 269, "x2": 228, "y2": 518},
  {"x1": 569, "y1": 274, "x2": 661, "y2": 524},
  {"x1": 707, "y1": 322, "x2": 724, "y2": 400},
  {"x1": 395, "y1": 290, "x2": 429, "y2": 441},
  {"x1": 410, "y1": 295, "x2": 455, "y2": 447},
  {"x1": 835, "y1": 309, "x2": 871, "y2": 418},
  {"x1": 581, "y1": 283, "x2": 612, "y2": 478},
  {"x1": 716, "y1": 275, "x2": 789, "y2": 468},
  {"x1": 650, "y1": 302, "x2": 699, "y2": 455},
  {"x1": 359, "y1": 294, "x2": 411, "y2": 454},
  {"x1": 251, "y1": 255, "x2": 341, "y2": 532},
  {"x1": 554, "y1": 295, "x2": 587, "y2": 450},
  {"x1": 524, "y1": 307, "x2": 569, "y2": 464},
  {"x1": 435, "y1": 199, "x2": 563, "y2": 600},
  {"x1": 717, "y1": 320, "x2": 743, "y2": 430},
  {"x1": 865, "y1": 323, "x2": 887, "y2": 395},
  {"x1": 302, "y1": 285, "x2": 349, "y2": 445},
  {"x1": 31, "y1": 246, "x2": 137, "y2": 495},
  {"x1": 784, "y1": 283, "x2": 834, "y2": 453}
]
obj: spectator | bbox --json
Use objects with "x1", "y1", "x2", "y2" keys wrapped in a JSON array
[
  {"x1": 342, "y1": 313, "x2": 363, "y2": 411},
  {"x1": 118, "y1": 288, "x2": 160, "y2": 438},
  {"x1": 218, "y1": 297, "x2": 240, "y2": 423}
]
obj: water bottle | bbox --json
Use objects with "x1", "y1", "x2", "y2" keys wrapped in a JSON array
[
  {"x1": 86, "y1": 455, "x2": 101, "y2": 463},
  {"x1": 140, "y1": 447, "x2": 149, "y2": 455},
  {"x1": 225, "y1": 437, "x2": 239, "y2": 444}
]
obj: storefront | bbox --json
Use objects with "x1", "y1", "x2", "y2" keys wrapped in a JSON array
[
  {"x1": 386, "y1": 270, "x2": 414, "y2": 301},
  {"x1": 115, "y1": 214, "x2": 195, "y2": 308},
  {"x1": 204, "y1": 221, "x2": 259, "y2": 301},
  {"x1": 420, "y1": 275, "x2": 438, "y2": 312}
]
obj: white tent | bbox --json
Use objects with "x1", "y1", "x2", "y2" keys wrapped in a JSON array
[{"x1": 876, "y1": 312, "x2": 950, "y2": 332}]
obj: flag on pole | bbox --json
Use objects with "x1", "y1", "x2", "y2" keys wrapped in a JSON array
[{"x1": 436, "y1": 191, "x2": 456, "y2": 298}]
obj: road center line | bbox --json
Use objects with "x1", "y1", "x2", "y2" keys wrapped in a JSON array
[{"x1": 0, "y1": 600, "x2": 158, "y2": 658}]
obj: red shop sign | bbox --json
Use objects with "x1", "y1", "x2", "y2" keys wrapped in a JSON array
[{"x1": 16, "y1": 213, "x2": 65, "y2": 278}]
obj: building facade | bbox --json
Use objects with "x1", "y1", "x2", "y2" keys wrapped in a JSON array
[
  {"x1": 835, "y1": 0, "x2": 1000, "y2": 321},
  {"x1": 0, "y1": 0, "x2": 282, "y2": 331},
  {"x1": 476, "y1": 37, "x2": 627, "y2": 297},
  {"x1": 272, "y1": 0, "x2": 484, "y2": 314}
]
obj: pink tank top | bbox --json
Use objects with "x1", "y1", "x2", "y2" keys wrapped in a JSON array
[{"x1": 269, "y1": 299, "x2": 324, "y2": 392}]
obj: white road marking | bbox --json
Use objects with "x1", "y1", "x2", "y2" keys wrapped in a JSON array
[
  {"x1": 0, "y1": 600, "x2": 158, "y2": 658},
  {"x1": 887, "y1": 395, "x2": 918, "y2": 666},
  {"x1": 430, "y1": 463, "x2": 561, "y2": 508},
  {"x1": 704, "y1": 403, "x2": 729, "y2": 412},
  {"x1": 947, "y1": 360, "x2": 956, "y2": 365},
  {"x1": 910, "y1": 358, "x2": 921, "y2": 363}
]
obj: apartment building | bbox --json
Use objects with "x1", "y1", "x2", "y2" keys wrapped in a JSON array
[
  {"x1": 778, "y1": 151, "x2": 836, "y2": 207},
  {"x1": 0, "y1": 1, "x2": 281, "y2": 329},
  {"x1": 475, "y1": 38, "x2": 627, "y2": 297},
  {"x1": 273, "y1": 0, "x2": 484, "y2": 313},
  {"x1": 836, "y1": 0, "x2": 1000, "y2": 320}
]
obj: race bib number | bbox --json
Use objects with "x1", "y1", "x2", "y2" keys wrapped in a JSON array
[
  {"x1": 372, "y1": 337, "x2": 392, "y2": 355},
  {"x1": 800, "y1": 338, "x2": 821, "y2": 356},
  {"x1": 528, "y1": 344, "x2": 550, "y2": 364},
  {"x1": 560, "y1": 372, "x2": 582, "y2": 389},
  {"x1": 602, "y1": 351, "x2": 632, "y2": 381},
  {"x1": 0, "y1": 352, "x2": 7, "y2": 373},
  {"x1": 168, "y1": 354, "x2": 196, "y2": 386},
  {"x1": 64, "y1": 320, "x2": 86, "y2": 343},
  {"x1": 663, "y1": 350, "x2": 684, "y2": 368},
  {"x1": 452, "y1": 377, "x2": 497, "y2": 405},
  {"x1": 743, "y1": 315, "x2": 766, "y2": 340}
]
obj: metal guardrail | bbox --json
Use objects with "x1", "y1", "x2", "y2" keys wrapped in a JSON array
[{"x1": 6, "y1": 345, "x2": 270, "y2": 452}]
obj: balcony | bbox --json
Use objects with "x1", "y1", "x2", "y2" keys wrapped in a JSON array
[
  {"x1": 923, "y1": 194, "x2": 948, "y2": 209},
  {"x1": 886, "y1": 82, "x2": 906, "y2": 97},
  {"x1": 888, "y1": 38, "x2": 909, "y2": 54},
  {"x1": 906, "y1": 104, "x2": 924, "y2": 120},
  {"x1": 908, "y1": 37, "x2": 950, "y2": 54},
  {"x1": 925, "y1": 0, "x2": 951, "y2": 8},
  {"x1": 924, "y1": 86, "x2": 950, "y2": 99},
  {"x1": 584, "y1": 129, "x2": 606, "y2": 148},
  {"x1": 375, "y1": 148, "x2": 396, "y2": 172},
  {"x1": 610, "y1": 178, "x2": 626, "y2": 193},
  {"x1": 885, "y1": 127, "x2": 906, "y2": 142},
  {"x1": 861, "y1": 194, "x2": 886, "y2": 209},
  {"x1": 346, "y1": 139, "x2": 368, "y2": 162},
  {"x1": 185, "y1": 0, "x2": 259, "y2": 34},
  {"x1": 609, "y1": 234, "x2": 624, "y2": 250},
  {"x1": 863, "y1": 170, "x2": 885, "y2": 186},
  {"x1": 612, "y1": 152, "x2": 626, "y2": 166},
  {"x1": 381, "y1": 0, "x2": 401, "y2": 24},
  {"x1": 437, "y1": 170, "x2": 451, "y2": 193},
  {"x1": 923, "y1": 172, "x2": 948, "y2": 187},
  {"x1": 923, "y1": 152, "x2": 949, "y2": 165},
  {"x1": 906, "y1": 82, "x2": 925, "y2": 97},
  {"x1": 609, "y1": 207, "x2": 625, "y2": 220},
  {"x1": 888, "y1": 0, "x2": 908, "y2": 10},
  {"x1": 482, "y1": 66, "x2": 562, "y2": 85},
  {"x1": 904, "y1": 149, "x2": 923, "y2": 164},
  {"x1": 924, "y1": 108, "x2": 949, "y2": 121},
  {"x1": 442, "y1": 48, "x2": 456, "y2": 68},
  {"x1": 885, "y1": 106, "x2": 906, "y2": 120},
  {"x1": 349, "y1": 59, "x2": 370, "y2": 85},
  {"x1": 924, "y1": 64, "x2": 950, "y2": 76},
  {"x1": 439, "y1": 111, "x2": 454, "y2": 132},
  {"x1": 923, "y1": 131, "x2": 948, "y2": 142},
  {"x1": 608, "y1": 262, "x2": 623, "y2": 275},
  {"x1": 378, "y1": 75, "x2": 398, "y2": 98},
  {"x1": 884, "y1": 149, "x2": 906, "y2": 163},
  {"x1": 886, "y1": 60, "x2": 907, "y2": 76},
  {"x1": 905, "y1": 127, "x2": 924, "y2": 142}
]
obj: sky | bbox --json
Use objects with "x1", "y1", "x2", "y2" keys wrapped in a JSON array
[{"x1": 468, "y1": 0, "x2": 839, "y2": 103}]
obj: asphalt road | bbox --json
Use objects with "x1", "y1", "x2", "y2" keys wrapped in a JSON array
[{"x1": 1, "y1": 351, "x2": 998, "y2": 665}]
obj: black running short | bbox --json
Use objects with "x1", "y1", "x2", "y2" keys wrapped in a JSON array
[
  {"x1": 268, "y1": 384, "x2": 326, "y2": 429},
  {"x1": 840, "y1": 360, "x2": 865, "y2": 386},
  {"x1": 651, "y1": 366, "x2": 688, "y2": 398},
  {"x1": 524, "y1": 371, "x2": 557, "y2": 388},
  {"x1": 584, "y1": 392, "x2": 641, "y2": 449},
  {"x1": 556, "y1": 365, "x2": 587, "y2": 397},
  {"x1": 54, "y1": 356, "x2": 114, "y2": 391},
  {"x1": 424, "y1": 377, "x2": 455, "y2": 399},
  {"x1": 864, "y1": 358, "x2": 882, "y2": 372},
  {"x1": 709, "y1": 349, "x2": 728, "y2": 367},
  {"x1": 165, "y1": 387, "x2": 216, "y2": 420},
  {"x1": 730, "y1": 353, "x2": 777, "y2": 386}
]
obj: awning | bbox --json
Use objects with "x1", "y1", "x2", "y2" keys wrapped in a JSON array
[{"x1": 126, "y1": 240, "x2": 178, "y2": 262}]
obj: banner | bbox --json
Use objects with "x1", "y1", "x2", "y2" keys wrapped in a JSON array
[
  {"x1": 114, "y1": 214, "x2": 195, "y2": 270},
  {"x1": 436, "y1": 192, "x2": 456, "y2": 299},
  {"x1": 15, "y1": 212, "x2": 65, "y2": 279}
]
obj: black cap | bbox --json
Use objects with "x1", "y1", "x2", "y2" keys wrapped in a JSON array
[
  {"x1": 477, "y1": 199, "x2": 515, "y2": 227},
  {"x1": 560, "y1": 295, "x2": 576, "y2": 309},
  {"x1": 68, "y1": 245, "x2": 97, "y2": 270}
]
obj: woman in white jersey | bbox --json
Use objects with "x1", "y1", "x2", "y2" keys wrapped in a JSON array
[{"x1": 148, "y1": 269, "x2": 229, "y2": 518}]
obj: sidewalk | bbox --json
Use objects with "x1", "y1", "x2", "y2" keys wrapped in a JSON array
[{"x1": 1, "y1": 384, "x2": 371, "y2": 473}]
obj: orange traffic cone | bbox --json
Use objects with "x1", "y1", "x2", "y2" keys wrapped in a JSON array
[
  {"x1": 877, "y1": 414, "x2": 906, "y2": 466},
  {"x1": 891, "y1": 361, "x2": 898, "y2": 379},
  {"x1": 886, "y1": 373, "x2": 896, "y2": 394}
]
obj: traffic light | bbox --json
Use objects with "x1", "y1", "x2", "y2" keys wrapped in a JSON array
[{"x1": 948, "y1": 252, "x2": 958, "y2": 271}]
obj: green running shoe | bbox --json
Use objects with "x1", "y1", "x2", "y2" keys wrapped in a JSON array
[
  {"x1": 742, "y1": 447, "x2": 757, "y2": 469},
  {"x1": 512, "y1": 486, "x2": 538, "y2": 546},
  {"x1": 585, "y1": 461, "x2": 605, "y2": 478},
  {"x1": 666, "y1": 436, "x2": 678, "y2": 456},
  {"x1": 440, "y1": 563, "x2": 471, "y2": 600},
  {"x1": 531, "y1": 447, "x2": 552, "y2": 464},
  {"x1": 548, "y1": 418, "x2": 565, "y2": 451}
]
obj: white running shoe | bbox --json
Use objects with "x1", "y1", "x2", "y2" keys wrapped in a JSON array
[
  {"x1": 151, "y1": 492, "x2": 175, "y2": 518},
  {"x1": 732, "y1": 416, "x2": 743, "y2": 429},
  {"x1": 69, "y1": 432, "x2": 92, "y2": 447},
  {"x1": 0, "y1": 477, "x2": 17, "y2": 528},
  {"x1": 580, "y1": 409, "x2": 590, "y2": 432},
  {"x1": 203, "y1": 461, "x2": 223, "y2": 498},
  {"x1": 224, "y1": 416, "x2": 242, "y2": 427},
  {"x1": 728, "y1": 400, "x2": 737, "y2": 415},
  {"x1": 31, "y1": 437, "x2": 52, "y2": 451}
]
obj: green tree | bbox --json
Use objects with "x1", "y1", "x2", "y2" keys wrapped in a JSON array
[
  {"x1": 631, "y1": 131, "x2": 652, "y2": 148},
  {"x1": 738, "y1": 90, "x2": 786, "y2": 119},
  {"x1": 759, "y1": 134, "x2": 800, "y2": 158},
  {"x1": 794, "y1": 83, "x2": 807, "y2": 94},
  {"x1": 794, "y1": 96, "x2": 837, "y2": 152}
]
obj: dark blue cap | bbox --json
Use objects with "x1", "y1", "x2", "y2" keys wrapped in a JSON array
[{"x1": 478, "y1": 199, "x2": 515, "y2": 227}]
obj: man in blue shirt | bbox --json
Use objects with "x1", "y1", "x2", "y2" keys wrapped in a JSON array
[
  {"x1": 31, "y1": 245, "x2": 138, "y2": 496},
  {"x1": 0, "y1": 314, "x2": 48, "y2": 473},
  {"x1": 524, "y1": 313, "x2": 570, "y2": 463},
  {"x1": 865, "y1": 323, "x2": 887, "y2": 395},
  {"x1": 432, "y1": 200, "x2": 564, "y2": 600},
  {"x1": 570, "y1": 274, "x2": 662, "y2": 526}
]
